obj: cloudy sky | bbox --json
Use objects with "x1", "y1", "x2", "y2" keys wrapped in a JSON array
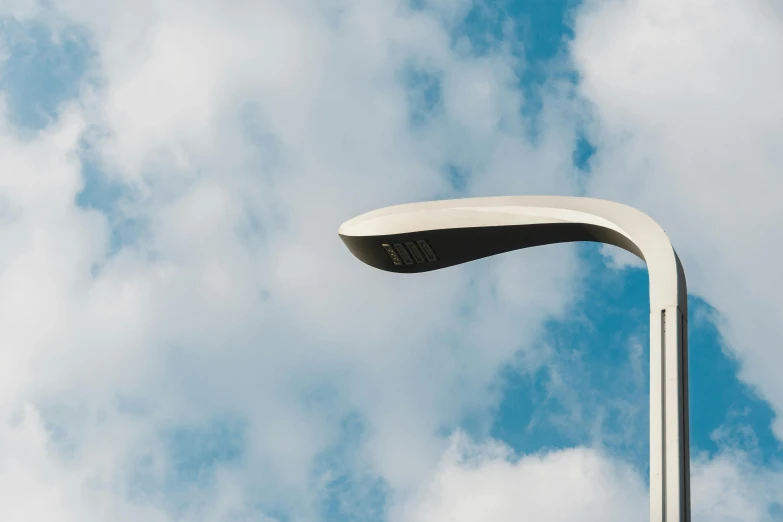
[{"x1": 1, "y1": 0, "x2": 782, "y2": 520}]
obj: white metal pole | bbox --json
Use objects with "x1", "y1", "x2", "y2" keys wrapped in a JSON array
[{"x1": 651, "y1": 305, "x2": 690, "y2": 522}]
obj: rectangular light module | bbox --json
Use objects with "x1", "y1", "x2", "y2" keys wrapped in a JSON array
[
  {"x1": 393, "y1": 243, "x2": 414, "y2": 265},
  {"x1": 416, "y1": 240, "x2": 437, "y2": 262},
  {"x1": 382, "y1": 240, "x2": 437, "y2": 265},
  {"x1": 405, "y1": 241, "x2": 425, "y2": 263},
  {"x1": 382, "y1": 244, "x2": 402, "y2": 265}
]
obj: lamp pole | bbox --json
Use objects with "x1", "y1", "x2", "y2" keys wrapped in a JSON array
[{"x1": 338, "y1": 196, "x2": 690, "y2": 522}]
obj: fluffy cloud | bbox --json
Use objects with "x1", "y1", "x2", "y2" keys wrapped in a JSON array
[
  {"x1": 691, "y1": 450, "x2": 783, "y2": 522},
  {"x1": 398, "y1": 433, "x2": 648, "y2": 522},
  {"x1": 400, "y1": 434, "x2": 783, "y2": 522},
  {"x1": 1, "y1": 0, "x2": 782, "y2": 520},
  {"x1": 0, "y1": 0, "x2": 584, "y2": 520},
  {"x1": 572, "y1": 0, "x2": 783, "y2": 439}
]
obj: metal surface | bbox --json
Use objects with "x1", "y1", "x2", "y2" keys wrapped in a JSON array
[{"x1": 338, "y1": 195, "x2": 690, "y2": 522}]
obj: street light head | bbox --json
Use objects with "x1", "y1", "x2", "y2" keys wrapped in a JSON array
[
  {"x1": 338, "y1": 197, "x2": 644, "y2": 274},
  {"x1": 339, "y1": 220, "x2": 587, "y2": 274},
  {"x1": 337, "y1": 195, "x2": 685, "y2": 312}
]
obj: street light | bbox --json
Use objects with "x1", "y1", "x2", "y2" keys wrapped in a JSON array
[{"x1": 338, "y1": 195, "x2": 690, "y2": 522}]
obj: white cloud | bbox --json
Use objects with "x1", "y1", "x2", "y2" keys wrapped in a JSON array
[
  {"x1": 397, "y1": 433, "x2": 648, "y2": 522},
  {"x1": 691, "y1": 450, "x2": 783, "y2": 522},
  {"x1": 400, "y1": 434, "x2": 783, "y2": 522},
  {"x1": 572, "y1": 0, "x2": 783, "y2": 440},
  {"x1": 0, "y1": 0, "x2": 586, "y2": 519},
  {"x1": 1, "y1": 0, "x2": 781, "y2": 520}
]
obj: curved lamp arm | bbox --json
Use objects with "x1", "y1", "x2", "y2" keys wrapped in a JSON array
[{"x1": 338, "y1": 196, "x2": 690, "y2": 522}]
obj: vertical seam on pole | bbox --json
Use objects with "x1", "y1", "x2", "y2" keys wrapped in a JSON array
[
  {"x1": 680, "y1": 310, "x2": 691, "y2": 522},
  {"x1": 661, "y1": 309, "x2": 667, "y2": 522}
]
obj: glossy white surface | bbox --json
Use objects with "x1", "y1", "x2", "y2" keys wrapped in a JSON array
[{"x1": 339, "y1": 196, "x2": 685, "y2": 312}]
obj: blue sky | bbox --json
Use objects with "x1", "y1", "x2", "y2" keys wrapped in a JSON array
[{"x1": 1, "y1": 0, "x2": 782, "y2": 521}]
